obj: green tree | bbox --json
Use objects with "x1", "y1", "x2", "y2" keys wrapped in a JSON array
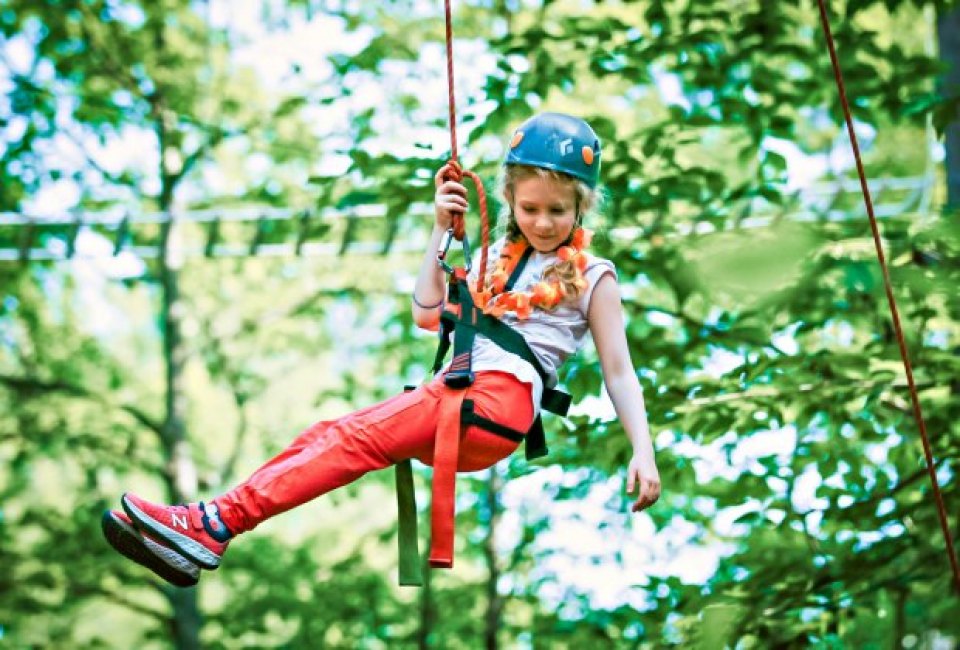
[{"x1": 3, "y1": 0, "x2": 959, "y2": 647}]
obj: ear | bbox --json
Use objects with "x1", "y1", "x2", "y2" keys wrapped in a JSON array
[
  {"x1": 576, "y1": 198, "x2": 591, "y2": 219},
  {"x1": 576, "y1": 187, "x2": 595, "y2": 215}
]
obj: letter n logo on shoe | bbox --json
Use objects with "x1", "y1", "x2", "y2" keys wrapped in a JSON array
[{"x1": 171, "y1": 513, "x2": 189, "y2": 530}]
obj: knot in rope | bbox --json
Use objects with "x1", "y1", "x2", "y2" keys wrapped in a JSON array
[
  {"x1": 439, "y1": 0, "x2": 491, "y2": 287},
  {"x1": 437, "y1": 159, "x2": 490, "y2": 284}
]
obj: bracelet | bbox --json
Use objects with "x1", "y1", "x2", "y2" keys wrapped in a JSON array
[{"x1": 412, "y1": 293, "x2": 444, "y2": 310}]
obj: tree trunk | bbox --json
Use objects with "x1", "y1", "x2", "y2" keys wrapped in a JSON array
[
  {"x1": 152, "y1": 9, "x2": 201, "y2": 646},
  {"x1": 484, "y1": 470, "x2": 503, "y2": 650},
  {"x1": 891, "y1": 587, "x2": 908, "y2": 650},
  {"x1": 939, "y1": 4, "x2": 960, "y2": 210},
  {"x1": 158, "y1": 207, "x2": 202, "y2": 650}
]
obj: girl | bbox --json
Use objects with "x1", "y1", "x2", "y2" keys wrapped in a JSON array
[{"x1": 103, "y1": 113, "x2": 661, "y2": 585}]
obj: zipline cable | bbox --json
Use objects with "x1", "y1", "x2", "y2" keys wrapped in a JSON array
[
  {"x1": 816, "y1": 0, "x2": 960, "y2": 594},
  {"x1": 441, "y1": 0, "x2": 490, "y2": 284}
]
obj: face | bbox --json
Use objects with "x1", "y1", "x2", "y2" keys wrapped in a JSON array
[{"x1": 509, "y1": 176, "x2": 578, "y2": 253}]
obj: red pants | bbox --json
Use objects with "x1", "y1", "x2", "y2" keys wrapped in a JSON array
[{"x1": 215, "y1": 371, "x2": 534, "y2": 536}]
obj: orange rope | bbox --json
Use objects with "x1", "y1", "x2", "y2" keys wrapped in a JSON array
[
  {"x1": 441, "y1": 0, "x2": 489, "y2": 284},
  {"x1": 817, "y1": 0, "x2": 960, "y2": 594}
]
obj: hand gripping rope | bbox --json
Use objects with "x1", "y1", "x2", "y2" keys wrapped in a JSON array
[{"x1": 817, "y1": 0, "x2": 960, "y2": 594}]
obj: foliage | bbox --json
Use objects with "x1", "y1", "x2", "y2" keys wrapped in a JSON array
[{"x1": 1, "y1": 0, "x2": 958, "y2": 648}]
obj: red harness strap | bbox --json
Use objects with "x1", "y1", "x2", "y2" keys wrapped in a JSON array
[{"x1": 428, "y1": 386, "x2": 468, "y2": 568}]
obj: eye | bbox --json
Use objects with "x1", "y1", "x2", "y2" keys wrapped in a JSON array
[{"x1": 550, "y1": 206, "x2": 566, "y2": 215}]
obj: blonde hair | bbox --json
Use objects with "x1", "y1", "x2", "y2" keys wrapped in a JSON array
[{"x1": 495, "y1": 164, "x2": 601, "y2": 303}]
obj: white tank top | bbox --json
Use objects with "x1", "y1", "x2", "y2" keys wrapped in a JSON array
[{"x1": 464, "y1": 237, "x2": 617, "y2": 415}]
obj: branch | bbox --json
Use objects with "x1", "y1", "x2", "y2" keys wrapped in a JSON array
[
  {"x1": 95, "y1": 584, "x2": 167, "y2": 621},
  {"x1": 0, "y1": 374, "x2": 164, "y2": 437},
  {"x1": 169, "y1": 127, "x2": 228, "y2": 187},
  {"x1": 195, "y1": 318, "x2": 251, "y2": 486},
  {"x1": 636, "y1": 304, "x2": 790, "y2": 356},
  {"x1": 193, "y1": 286, "x2": 367, "y2": 348},
  {"x1": 76, "y1": 3, "x2": 149, "y2": 96},
  {"x1": 218, "y1": 400, "x2": 248, "y2": 486},
  {"x1": 673, "y1": 379, "x2": 936, "y2": 412},
  {"x1": 57, "y1": 125, "x2": 130, "y2": 187}
]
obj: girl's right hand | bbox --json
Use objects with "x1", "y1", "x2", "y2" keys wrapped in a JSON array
[{"x1": 434, "y1": 164, "x2": 468, "y2": 230}]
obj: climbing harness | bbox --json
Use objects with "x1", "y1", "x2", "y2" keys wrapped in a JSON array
[
  {"x1": 816, "y1": 0, "x2": 960, "y2": 593},
  {"x1": 394, "y1": 248, "x2": 573, "y2": 585}
]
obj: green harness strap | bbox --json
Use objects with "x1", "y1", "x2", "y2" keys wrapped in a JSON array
[{"x1": 394, "y1": 457, "x2": 422, "y2": 586}]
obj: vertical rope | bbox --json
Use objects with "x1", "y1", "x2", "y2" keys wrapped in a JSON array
[
  {"x1": 441, "y1": 0, "x2": 489, "y2": 285},
  {"x1": 444, "y1": 0, "x2": 458, "y2": 164},
  {"x1": 816, "y1": 0, "x2": 960, "y2": 594}
]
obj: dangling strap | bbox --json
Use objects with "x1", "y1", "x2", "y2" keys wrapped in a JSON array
[
  {"x1": 395, "y1": 458, "x2": 422, "y2": 586},
  {"x1": 524, "y1": 417, "x2": 549, "y2": 460},
  {"x1": 428, "y1": 386, "x2": 469, "y2": 568},
  {"x1": 395, "y1": 386, "x2": 423, "y2": 587}
]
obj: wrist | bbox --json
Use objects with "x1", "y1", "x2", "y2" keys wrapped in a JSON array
[
  {"x1": 631, "y1": 436, "x2": 652, "y2": 455},
  {"x1": 412, "y1": 292, "x2": 444, "y2": 310}
]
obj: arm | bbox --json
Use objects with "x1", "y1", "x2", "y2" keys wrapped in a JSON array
[
  {"x1": 411, "y1": 226, "x2": 448, "y2": 331},
  {"x1": 412, "y1": 165, "x2": 469, "y2": 330},
  {"x1": 587, "y1": 273, "x2": 661, "y2": 513}
]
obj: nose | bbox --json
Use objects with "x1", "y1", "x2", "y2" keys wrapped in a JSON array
[{"x1": 534, "y1": 213, "x2": 553, "y2": 233}]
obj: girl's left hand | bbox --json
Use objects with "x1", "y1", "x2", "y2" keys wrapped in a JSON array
[{"x1": 627, "y1": 452, "x2": 661, "y2": 513}]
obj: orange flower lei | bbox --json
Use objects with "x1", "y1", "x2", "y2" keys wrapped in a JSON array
[{"x1": 470, "y1": 228, "x2": 593, "y2": 320}]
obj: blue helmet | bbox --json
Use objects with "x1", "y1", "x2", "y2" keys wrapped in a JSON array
[{"x1": 503, "y1": 113, "x2": 602, "y2": 188}]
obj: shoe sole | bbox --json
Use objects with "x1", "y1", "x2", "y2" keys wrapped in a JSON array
[
  {"x1": 101, "y1": 511, "x2": 199, "y2": 588},
  {"x1": 121, "y1": 494, "x2": 222, "y2": 570}
]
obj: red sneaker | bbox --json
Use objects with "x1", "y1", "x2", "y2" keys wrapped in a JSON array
[
  {"x1": 121, "y1": 493, "x2": 232, "y2": 570},
  {"x1": 102, "y1": 510, "x2": 200, "y2": 587}
]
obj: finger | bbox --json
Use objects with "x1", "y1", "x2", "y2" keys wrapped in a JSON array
[
  {"x1": 631, "y1": 482, "x2": 657, "y2": 512},
  {"x1": 440, "y1": 194, "x2": 469, "y2": 207},
  {"x1": 440, "y1": 181, "x2": 467, "y2": 197},
  {"x1": 439, "y1": 201, "x2": 469, "y2": 214},
  {"x1": 646, "y1": 479, "x2": 661, "y2": 501},
  {"x1": 640, "y1": 481, "x2": 660, "y2": 509},
  {"x1": 435, "y1": 164, "x2": 461, "y2": 187},
  {"x1": 626, "y1": 472, "x2": 636, "y2": 494},
  {"x1": 637, "y1": 496, "x2": 655, "y2": 512}
]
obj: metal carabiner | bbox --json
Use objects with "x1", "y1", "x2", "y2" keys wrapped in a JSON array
[
  {"x1": 436, "y1": 227, "x2": 473, "y2": 274},
  {"x1": 437, "y1": 228, "x2": 456, "y2": 274}
]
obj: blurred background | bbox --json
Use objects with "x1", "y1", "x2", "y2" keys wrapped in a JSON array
[{"x1": 1, "y1": 0, "x2": 958, "y2": 647}]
